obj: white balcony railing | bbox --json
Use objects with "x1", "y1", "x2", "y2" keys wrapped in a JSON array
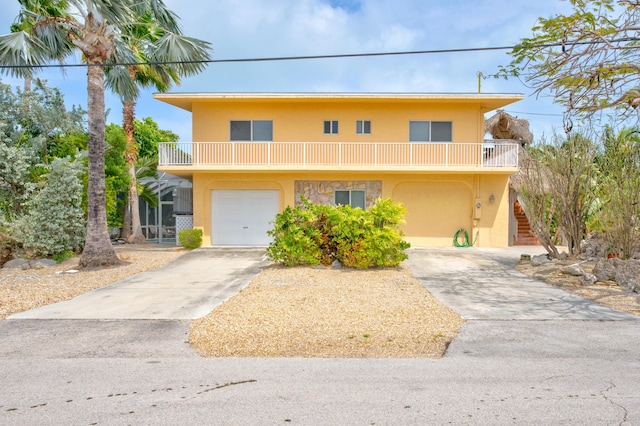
[{"x1": 158, "y1": 141, "x2": 519, "y2": 168}]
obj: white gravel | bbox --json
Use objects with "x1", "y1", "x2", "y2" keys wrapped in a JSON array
[{"x1": 190, "y1": 265, "x2": 465, "y2": 358}]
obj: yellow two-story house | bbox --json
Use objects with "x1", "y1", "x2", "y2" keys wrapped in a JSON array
[{"x1": 154, "y1": 92, "x2": 523, "y2": 247}]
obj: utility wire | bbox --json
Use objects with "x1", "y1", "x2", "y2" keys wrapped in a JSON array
[
  {"x1": 0, "y1": 37, "x2": 638, "y2": 70},
  {"x1": 503, "y1": 110, "x2": 564, "y2": 117}
]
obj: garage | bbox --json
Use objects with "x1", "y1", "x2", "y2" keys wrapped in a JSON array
[{"x1": 211, "y1": 190, "x2": 280, "y2": 246}]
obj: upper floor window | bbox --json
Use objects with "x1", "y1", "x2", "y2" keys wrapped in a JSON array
[
  {"x1": 356, "y1": 120, "x2": 371, "y2": 135},
  {"x1": 335, "y1": 189, "x2": 366, "y2": 209},
  {"x1": 409, "y1": 121, "x2": 452, "y2": 142},
  {"x1": 230, "y1": 120, "x2": 273, "y2": 141},
  {"x1": 324, "y1": 120, "x2": 339, "y2": 135}
]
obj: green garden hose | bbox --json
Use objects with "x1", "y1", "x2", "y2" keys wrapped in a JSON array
[{"x1": 454, "y1": 228, "x2": 479, "y2": 248}]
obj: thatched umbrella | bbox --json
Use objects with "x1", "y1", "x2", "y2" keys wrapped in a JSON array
[{"x1": 485, "y1": 110, "x2": 533, "y2": 145}]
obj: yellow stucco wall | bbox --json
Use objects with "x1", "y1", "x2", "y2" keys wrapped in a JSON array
[
  {"x1": 191, "y1": 171, "x2": 511, "y2": 248},
  {"x1": 191, "y1": 99, "x2": 484, "y2": 143}
]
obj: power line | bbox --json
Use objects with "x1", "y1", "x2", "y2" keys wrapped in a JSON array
[
  {"x1": 0, "y1": 37, "x2": 638, "y2": 70},
  {"x1": 502, "y1": 110, "x2": 564, "y2": 117}
]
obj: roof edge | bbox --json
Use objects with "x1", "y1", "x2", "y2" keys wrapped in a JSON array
[{"x1": 152, "y1": 92, "x2": 525, "y2": 112}]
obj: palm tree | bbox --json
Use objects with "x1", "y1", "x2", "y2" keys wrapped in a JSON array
[
  {"x1": 9, "y1": 0, "x2": 70, "y2": 92},
  {"x1": 0, "y1": 0, "x2": 206, "y2": 267},
  {"x1": 106, "y1": 9, "x2": 209, "y2": 244}
]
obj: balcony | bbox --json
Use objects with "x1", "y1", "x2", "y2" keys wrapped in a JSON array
[{"x1": 158, "y1": 141, "x2": 519, "y2": 172}]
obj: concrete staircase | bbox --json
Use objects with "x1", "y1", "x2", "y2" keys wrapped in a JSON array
[{"x1": 514, "y1": 200, "x2": 540, "y2": 245}]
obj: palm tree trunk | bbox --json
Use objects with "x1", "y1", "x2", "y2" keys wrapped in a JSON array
[
  {"x1": 121, "y1": 187, "x2": 132, "y2": 240},
  {"x1": 79, "y1": 63, "x2": 120, "y2": 267},
  {"x1": 123, "y1": 99, "x2": 146, "y2": 244},
  {"x1": 120, "y1": 102, "x2": 133, "y2": 242}
]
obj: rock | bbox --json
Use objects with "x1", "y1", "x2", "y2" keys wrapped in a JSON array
[
  {"x1": 3, "y1": 258, "x2": 30, "y2": 270},
  {"x1": 592, "y1": 258, "x2": 619, "y2": 282},
  {"x1": 29, "y1": 259, "x2": 57, "y2": 269},
  {"x1": 592, "y1": 258, "x2": 640, "y2": 293},
  {"x1": 581, "y1": 273, "x2": 597, "y2": 286},
  {"x1": 561, "y1": 265, "x2": 585, "y2": 276},
  {"x1": 331, "y1": 260, "x2": 342, "y2": 270},
  {"x1": 615, "y1": 260, "x2": 640, "y2": 293},
  {"x1": 581, "y1": 233, "x2": 608, "y2": 259},
  {"x1": 531, "y1": 254, "x2": 551, "y2": 267}
]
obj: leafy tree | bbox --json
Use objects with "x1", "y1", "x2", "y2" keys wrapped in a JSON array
[
  {"x1": 12, "y1": 155, "x2": 85, "y2": 257},
  {"x1": 548, "y1": 133, "x2": 599, "y2": 255},
  {"x1": 500, "y1": 0, "x2": 640, "y2": 120},
  {"x1": 104, "y1": 123, "x2": 129, "y2": 229},
  {"x1": 134, "y1": 117, "x2": 179, "y2": 160},
  {"x1": 514, "y1": 132, "x2": 598, "y2": 257},
  {"x1": 0, "y1": 143, "x2": 33, "y2": 221},
  {"x1": 1, "y1": 77, "x2": 86, "y2": 159},
  {"x1": 514, "y1": 147, "x2": 561, "y2": 257},
  {"x1": 0, "y1": 0, "x2": 208, "y2": 267},
  {"x1": 0, "y1": 77, "x2": 85, "y2": 224},
  {"x1": 48, "y1": 131, "x2": 88, "y2": 159},
  {"x1": 14, "y1": 79, "x2": 86, "y2": 161},
  {"x1": 597, "y1": 127, "x2": 640, "y2": 258}
]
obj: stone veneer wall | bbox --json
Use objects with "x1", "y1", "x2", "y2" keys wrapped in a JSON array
[{"x1": 294, "y1": 180, "x2": 382, "y2": 208}]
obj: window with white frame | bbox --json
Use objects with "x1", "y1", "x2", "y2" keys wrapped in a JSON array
[
  {"x1": 335, "y1": 190, "x2": 366, "y2": 209},
  {"x1": 409, "y1": 120, "x2": 452, "y2": 142},
  {"x1": 323, "y1": 120, "x2": 339, "y2": 135},
  {"x1": 356, "y1": 120, "x2": 371, "y2": 135},
  {"x1": 230, "y1": 120, "x2": 273, "y2": 141}
]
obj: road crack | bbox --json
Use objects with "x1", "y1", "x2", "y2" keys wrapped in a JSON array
[{"x1": 600, "y1": 381, "x2": 628, "y2": 425}]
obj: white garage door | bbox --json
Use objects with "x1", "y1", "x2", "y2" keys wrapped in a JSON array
[{"x1": 211, "y1": 190, "x2": 280, "y2": 246}]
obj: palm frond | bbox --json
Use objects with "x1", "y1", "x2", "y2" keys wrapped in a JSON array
[
  {"x1": 31, "y1": 18, "x2": 75, "y2": 59},
  {"x1": 136, "y1": 155, "x2": 158, "y2": 179},
  {"x1": 137, "y1": 181, "x2": 158, "y2": 208},
  {"x1": 136, "y1": 0, "x2": 180, "y2": 33},
  {"x1": 0, "y1": 31, "x2": 51, "y2": 78},
  {"x1": 136, "y1": 155, "x2": 159, "y2": 207},
  {"x1": 68, "y1": 0, "x2": 135, "y2": 29},
  {"x1": 104, "y1": 2, "x2": 211, "y2": 101},
  {"x1": 150, "y1": 32, "x2": 211, "y2": 76},
  {"x1": 104, "y1": 63, "x2": 139, "y2": 102},
  {"x1": 133, "y1": 64, "x2": 176, "y2": 92}
]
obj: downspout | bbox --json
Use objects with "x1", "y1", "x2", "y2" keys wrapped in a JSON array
[{"x1": 473, "y1": 174, "x2": 481, "y2": 246}]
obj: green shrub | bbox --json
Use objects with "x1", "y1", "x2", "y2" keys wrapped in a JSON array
[
  {"x1": 178, "y1": 228, "x2": 203, "y2": 250},
  {"x1": 267, "y1": 197, "x2": 410, "y2": 268},
  {"x1": 11, "y1": 156, "x2": 86, "y2": 258},
  {"x1": 53, "y1": 250, "x2": 75, "y2": 264},
  {"x1": 267, "y1": 201, "x2": 323, "y2": 266}
]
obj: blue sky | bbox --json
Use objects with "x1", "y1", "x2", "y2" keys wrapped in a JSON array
[{"x1": 0, "y1": 0, "x2": 572, "y2": 141}]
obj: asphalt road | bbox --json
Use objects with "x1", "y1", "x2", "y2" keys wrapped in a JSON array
[{"x1": 1, "y1": 247, "x2": 639, "y2": 425}]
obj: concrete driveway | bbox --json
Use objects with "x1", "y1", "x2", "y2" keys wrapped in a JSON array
[
  {"x1": 8, "y1": 247, "x2": 270, "y2": 320},
  {"x1": 404, "y1": 246, "x2": 637, "y2": 320}
]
